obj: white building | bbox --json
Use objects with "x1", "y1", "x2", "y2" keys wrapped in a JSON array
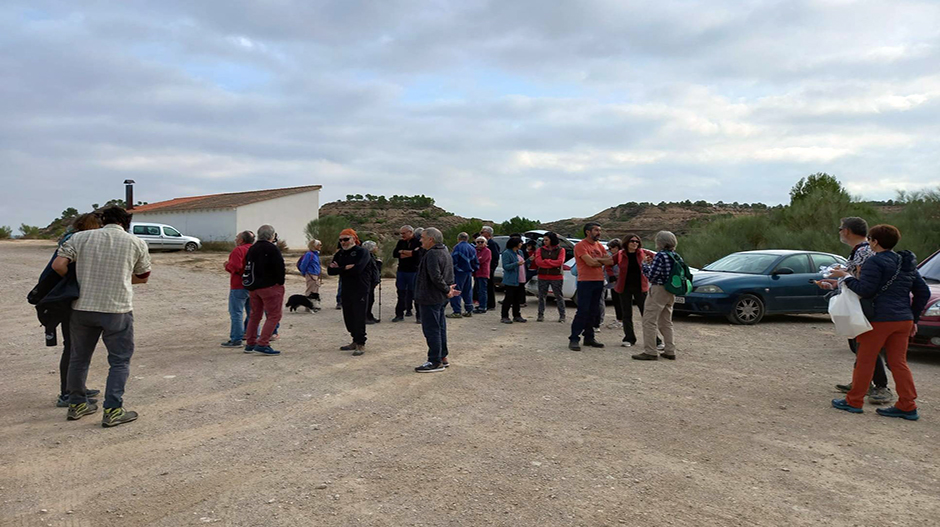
[{"x1": 130, "y1": 185, "x2": 321, "y2": 250}]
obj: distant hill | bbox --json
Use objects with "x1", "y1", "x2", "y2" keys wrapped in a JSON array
[{"x1": 318, "y1": 199, "x2": 486, "y2": 240}]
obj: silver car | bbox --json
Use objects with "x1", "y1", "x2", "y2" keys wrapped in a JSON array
[{"x1": 129, "y1": 222, "x2": 202, "y2": 252}]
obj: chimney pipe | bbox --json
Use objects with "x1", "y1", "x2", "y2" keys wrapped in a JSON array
[{"x1": 124, "y1": 179, "x2": 135, "y2": 209}]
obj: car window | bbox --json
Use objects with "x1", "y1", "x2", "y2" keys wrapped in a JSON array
[
  {"x1": 919, "y1": 250, "x2": 940, "y2": 282},
  {"x1": 777, "y1": 254, "x2": 812, "y2": 274},
  {"x1": 704, "y1": 253, "x2": 778, "y2": 274},
  {"x1": 133, "y1": 226, "x2": 147, "y2": 235},
  {"x1": 811, "y1": 254, "x2": 838, "y2": 272},
  {"x1": 163, "y1": 227, "x2": 181, "y2": 237}
]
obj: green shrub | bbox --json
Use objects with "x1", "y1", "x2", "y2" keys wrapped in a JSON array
[
  {"x1": 444, "y1": 220, "x2": 485, "y2": 246},
  {"x1": 0, "y1": 226, "x2": 11, "y2": 239},
  {"x1": 304, "y1": 215, "x2": 348, "y2": 255},
  {"x1": 19, "y1": 224, "x2": 45, "y2": 239}
]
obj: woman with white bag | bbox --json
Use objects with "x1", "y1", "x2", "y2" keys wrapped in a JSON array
[{"x1": 828, "y1": 225, "x2": 931, "y2": 421}]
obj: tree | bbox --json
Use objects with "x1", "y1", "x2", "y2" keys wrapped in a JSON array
[
  {"x1": 61, "y1": 207, "x2": 79, "y2": 219},
  {"x1": 0, "y1": 226, "x2": 11, "y2": 239},
  {"x1": 19, "y1": 224, "x2": 43, "y2": 238},
  {"x1": 790, "y1": 173, "x2": 849, "y2": 203},
  {"x1": 304, "y1": 215, "x2": 349, "y2": 255},
  {"x1": 498, "y1": 216, "x2": 540, "y2": 234},
  {"x1": 444, "y1": 220, "x2": 485, "y2": 246}
]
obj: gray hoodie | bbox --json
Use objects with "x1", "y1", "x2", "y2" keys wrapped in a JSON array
[{"x1": 415, "y1": 243, "x2": 455, "y2": 306}]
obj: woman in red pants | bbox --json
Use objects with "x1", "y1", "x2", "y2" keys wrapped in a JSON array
[{"x1": 829, "y1": 224, "x2": 931, "y2": 420}]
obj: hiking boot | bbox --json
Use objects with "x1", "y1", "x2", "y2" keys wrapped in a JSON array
[
  {"x1": 102, "y1": 407, "x2": 138, "y2": 427},
  {"x1": 462, "y1": 311, "x2": 473, "y2": 318},
  {"x1": 537, "y1": 315, "x2": 544, "y2": 322},
  {"x1": 831, "y1": 398, "x2": 863, "y2": 414},
  {"x1": 868, "y1": 387, "x2": 893, "y2": 405},
  {"x1": 57, "y1": 395, "x2": 97, "y2": 408},
  {"x1": 253, "y1": 345, "x2": 281, "y2": 356},
  {"x1": 391, "y1": 316, "x2": 404, "y2": 323},
  {"x1": 442, "y1": 357, "x2": 450, "y2": 368},
  {"x1": 512, "y1": 317, "x2": 527, "y2": 323},
  {"x1": 659, "y1": 353, "x2": 676, "y2": 360},
  {"x1": 340, "y1": 342, "x2": 357, "y2": 351},
  {"x1": 501, "y1": 318, "x2": 513, "y2": 324},
  {"x1": 415, "y1": 361, "x2": 445, "y2": 373},
  {"x1": 352, "y1": 344, "x2": 366, "y2": 356},
  {"x1": 568, "y1": 340, "x2": 581, "y2": 351},
  {"x1": 67, "y1": 402, "x2": 98, "y2": 420},
  {"x1": 446, "y1": 312, "x2": 463, "y2": 319},
  {"x1": 221, "y1": 340, "x2": 243, "y2": 348},
  {"x1": 631, "y1": 353, "x2": 658, "y2": 361},
  {"x1": 875, "y1": 406, "x2": 919, "y2": 421},
  {"x1": 583, "y1": 340, "x2": 604, "y2": 348}
]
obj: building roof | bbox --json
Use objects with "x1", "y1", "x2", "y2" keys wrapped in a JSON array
[{"x1": 130, "y1": 185, "x2": 322, "y2": 214}]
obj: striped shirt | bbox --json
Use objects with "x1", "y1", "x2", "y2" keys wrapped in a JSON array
[{"x1": 57, "y1": 224, "x2": 152, "y2": 313}]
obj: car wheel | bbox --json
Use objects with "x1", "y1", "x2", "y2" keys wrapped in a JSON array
[
  {"x1": 727, "y1": 294, "x2": 764, "y2": 325},
  {"x1": 185, "y1": 242, "x2": 198, "y2": 252}
]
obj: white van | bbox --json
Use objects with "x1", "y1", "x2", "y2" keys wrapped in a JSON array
[{"x1": 129, "y1": 222, "x2": 202, "y2": 252}]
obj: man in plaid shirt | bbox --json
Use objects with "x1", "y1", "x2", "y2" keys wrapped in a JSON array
[{"x1": 53, "y1": 206, "x2": 151, "y2": 427}]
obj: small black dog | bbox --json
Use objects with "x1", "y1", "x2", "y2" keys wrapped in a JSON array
[{"x1": 286, "y1": 294, "x2": 316, "y2": 313}]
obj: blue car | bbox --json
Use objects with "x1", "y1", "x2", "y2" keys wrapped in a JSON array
[{"x1": 674, "y1": 250, "x2": 847, "y2": 324}]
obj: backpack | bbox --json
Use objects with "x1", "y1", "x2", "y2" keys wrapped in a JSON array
[
  {"x1": 296, "y1": 252, "x2": 307, "y2": 273},
  {"x1": 663, "y1": 251, "x2": 693, "y2": 296},
  {"x1": 242, "y1": 260, "x2": 257, "y2": 290}
]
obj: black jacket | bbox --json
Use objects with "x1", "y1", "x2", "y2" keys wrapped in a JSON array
[
  {"x1": 415, "y1": 243, "x2": 455, "y2": 305},
  {"x1": 844, "y1": 250, "x2": 931, "y2": 323},
  {"x1": 243, "y1": 240, "x2": 285, "y2": 291},
  {"x1": 28, "y1": 251, "x2": 80, "y2": 344},
  {"x1": 328, "y1": 245, "x2": 373, "y2": 296},
  {"x1": 393, "y1": 238, "x2": 421, "y2": 273},
  {"x1": 487, "y1": 238, "x2": 500, "y2": 271}
]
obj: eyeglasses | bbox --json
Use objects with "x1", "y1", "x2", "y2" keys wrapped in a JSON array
[{"x1": 339, "y1": 237, "x2": 351, "y2": 242}]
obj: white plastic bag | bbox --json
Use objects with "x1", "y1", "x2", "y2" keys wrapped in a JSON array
[{"x1": 828, "y1": 284, "x2": 872, "y2": 338}]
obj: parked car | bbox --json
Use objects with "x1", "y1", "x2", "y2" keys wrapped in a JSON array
[
  {"x1": 673, "y1": 250, "x2": 847, "y2": 324},
  {"x1": 129, "y1": 222, "x2": 202, "y2": 252},
  {"x1": 911, "y1": 248, "x2": 940, "y2": 350}
]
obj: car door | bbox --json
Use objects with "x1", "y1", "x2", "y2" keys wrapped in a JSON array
[
  {"x1": 768, "y1": 254, "x2": 819, "y2": 313},
  {"x1": 810, "y1": 253, "x2": 841, "y2": 311},
  {"x1": 162, "y1": 226, "x2": 184, "y2": 249},
  {"x1": 133, "y1": 225, "x2": 161, "y2": 249}
]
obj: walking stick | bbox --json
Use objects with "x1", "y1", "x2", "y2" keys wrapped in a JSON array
[{"x1": 378, "y1": 279, "x2": 382, "y2": 321}]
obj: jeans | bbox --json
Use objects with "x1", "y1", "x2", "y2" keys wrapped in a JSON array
[
  {"x1": 450, "y1": 272, "x2": 473, "y2": 313},
  {"x1": 537, "y1": 279, "x2": 565, "y2": 318},
  {"x1": 229, "y1": 289, "x2": 251, "y2": 342},
  {"x1": 246, "y1": 285, "x2": 284, "y2": 347},
  {"x1": 67, "y1": 310, "x2": 135, "y2": 408},
  {"x1": 474, "y1": 277, "x2": 489, "y2": 311},
  {"x1": 420, "y1": 301, "x2": 449, "y2": 363},
  {"x1": 569, "y1": 281, "x2": 604, "y2": 342},
  {"x1": 396, "y1": 271, "x2": 417, "y2": 317}
]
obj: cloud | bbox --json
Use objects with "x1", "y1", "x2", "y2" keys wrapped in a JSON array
[{"x1": 1, "y1": 0, "x2": 939, "y2": 229}]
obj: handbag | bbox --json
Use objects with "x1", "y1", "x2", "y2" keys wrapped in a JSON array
[{"x1": 859, "y1": 254, "x2": 901, "y2": 320}]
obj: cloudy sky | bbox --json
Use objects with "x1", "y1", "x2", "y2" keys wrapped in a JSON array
[{"x1": 2, "y1": 0, "x2": 939, "y2": 229}]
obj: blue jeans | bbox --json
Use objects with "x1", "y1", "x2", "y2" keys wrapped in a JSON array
[
  {"x1": 229, "y1": 289, "x2": 251, "y2": 342},
  {"x1": 474, "y1": 277, "x2": 489, "y2": 311},
  {"x1": 450, "y1": 272, "x2": 473, "y2": 313},
  {"x1": 569, "y1": 281, "x2": 604, "y2": 342},
  {"x1": 420, "y1": 301, "x2": 449, "y2": 363},
  {"x1": 67, "y1": 310, "x2": 135, "y2": 408},
  {"x1": 396, "y1": 271, "x2": 417, "y2": 317}
]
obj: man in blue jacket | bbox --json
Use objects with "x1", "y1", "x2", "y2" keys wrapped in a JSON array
[{"x1": 448, "y1": 232, "x2": 479, "y2": 318}]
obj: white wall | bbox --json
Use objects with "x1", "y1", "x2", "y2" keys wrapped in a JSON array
[
  {"x1": 130, "y1": 209, "x2": 237, "y2": 242},
  {"x1": 236, "y1": 189, "x2": 319, "y2": 250}
]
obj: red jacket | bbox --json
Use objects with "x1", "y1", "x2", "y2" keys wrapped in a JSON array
[
  {"x1": 474, "y1": 247, "x2": 492, "y2": 278},
  {"x1": 224, "y1": 243, "x2": 251, "y2": 290},
  {"x1": 534, "y1": 246, "x2": 566, "y2": 280},
  {"x1": 613, "y1": 248, "x2": 654, "y2": 293}
]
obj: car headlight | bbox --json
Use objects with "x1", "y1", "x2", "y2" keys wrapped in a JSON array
[
  {"x1": 694, "y1": 285, "x2": 724, "y2": 294},
  {"x1": 925, "y1": 301, "x2": 940, "y2": 317}
]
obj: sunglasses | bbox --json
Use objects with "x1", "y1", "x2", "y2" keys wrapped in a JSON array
[
  {"x1": 476, "y1": 241, "x2": 485, "y2": 244},
  {"x1": 339, "y1": 237, "x2": 352, "y2": 242},
  {"x1": 628, "y1": 240, "x2": 640, "y2": 244}
]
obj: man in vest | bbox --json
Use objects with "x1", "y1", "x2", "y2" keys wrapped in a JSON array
[{"x1": 534, "y1": 232, "x2": 567, "y2": 322}]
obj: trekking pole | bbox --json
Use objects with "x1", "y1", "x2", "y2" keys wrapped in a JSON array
[{"x1": 378, "y1": 279, "x2": 382, "y2": 321}]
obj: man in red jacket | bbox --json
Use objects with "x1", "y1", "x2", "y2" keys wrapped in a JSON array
[{"x1": 221, "y1": 230, "x2": 254, "y2": 347}]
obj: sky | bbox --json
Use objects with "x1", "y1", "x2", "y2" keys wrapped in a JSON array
[{"x1": 2, "y1": 0, "x2": 939, "y2": 230}]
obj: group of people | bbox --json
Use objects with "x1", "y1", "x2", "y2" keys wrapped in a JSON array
[{"x1": 31, "y1": 206, "x2": 932, "y2": 426}]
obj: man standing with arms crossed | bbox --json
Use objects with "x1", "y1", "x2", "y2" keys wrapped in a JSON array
[
  {"x1": 568, "y1": 222, "x2": 613, "y2": 351},
  {"x1": 52, "y1": 206, "x2": 151, "y2": 427},
  {"x1": 392, "y1": 225, "x2": 421, "y2": 322}
]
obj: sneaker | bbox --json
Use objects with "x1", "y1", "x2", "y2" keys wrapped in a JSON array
[
  {"x1": 244, "y1": 344, "x2": 256, "y2": 353},
  {"x1": 656, "y1": 342, "x2": 666, "y2": 351},
  {"x1": 446, "y1": 312, "x2": 463, "y2": 319},
  {"x1": 415, "y1": 361, "x2": 445, "y2": 373},
  {"x1": 86, "y1": 389, "x2": 101, "y2": 397},
  {"x1": 335, "y1": 303, "x2": 342, "y2": 310},
  {"x1": 621, "y1": 341, "x2": 634, "y2": 348},
  {"x1": 835, "y1": 382, "x2": 874, "y2": 395},
  {"x1": 391, "y1": 316, "x2": 404, "y2": 323},
  {"x1": 366, "y1": 319, "x2": 378, "y2": 325},
  {"x1": 875, "y1": 406, "x2": 919, "y2": 421},
  {"x1": 831, "y1": 398, "x2": 863, "y2": 414},
  {"x1": 473, "y1": 308, "x2": 487, "y2": 314},
  {"x1": 57, "y1": 395, "x2": 98, "y2": 408},
  {"x1": 512, "y1": 317, "x2": 527, "y2": 323},
  {"x1": 352, "y1": 344, "x2": 366, "y2": 356},
  {"x1": 405, "y1": 310, "x2": 413, "y2": 317},
  {"x1": 442, "y1": 357, "x2": 450, "y2": 368},
  {"x1": 221, "y1": 340, "x2": 243, "y2": 348},
  {"x1": 415, "y1": 318, "x2": 421, "y2": 324},
  {"x1": 501, "y1": 318, "x2": 513, "y2": 324},
  {"x1": 583, "y1": 340, "x2": 605, "y2": 348},
  {"x1": 558, "y1": 317, "x2": 566, "y2": 323},
  {"x1": 568, "y1": 340, "x2": 581, "y2": 351},
  {"x1": 253, "y1": 345, "x2": 281, "y2": 355},
  {"x1": 340, "y1": 342, "x2": 357, "y2": 351},
  {"x1": 67, "y1": 402, "x2": 98, "y2": 420},
  {"x1": 462, "y1": 311, "x2": 473, "y2": 318},
  {"x1": 102, "y1": 407, "x2": 138, "y2": 427},
  {"x1": 537, "y1": 315, "x2": 544, "y2": 322},
  {"x1": 631, "y1": 353, "x2": 658, "y2": 361},
  {"x1": 868, "y1": 387, "x2": 893, "y2": 405}
]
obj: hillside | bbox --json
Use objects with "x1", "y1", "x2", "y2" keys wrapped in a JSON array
[{"x1": 318, "y1": 200, "x2": 486, "y2": 239}]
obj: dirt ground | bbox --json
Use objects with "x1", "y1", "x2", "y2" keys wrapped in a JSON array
[{"x1": 2, "y1": 240, "x2": 939, "y2": 527}]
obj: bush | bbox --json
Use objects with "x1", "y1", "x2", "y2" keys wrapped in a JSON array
[
  {"x1": 498, "y1": 216, "x2": 541, "y2": 235},
  {"x1": 19, "y1": 224, "x2": 45, "y2": 239},
  {"x1": 377, "y1": 235, "x2": 398, "y2": 278},
  {"x1": 200, "y1": 241, "x2": 236, "y2": 252},
  {"x1": 304, "y1": 215, "x2": 348, "y2": 255},
  {"x1": 0, "y1": 226, "x2": 11, "y2": 239},
  {"x1": 444, "y1": 220, "x2": 485, "y2": 246}
]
